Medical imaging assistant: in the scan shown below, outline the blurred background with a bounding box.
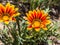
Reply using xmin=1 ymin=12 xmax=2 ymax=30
xmin=0 ymin=0 xmax=60 ymax=45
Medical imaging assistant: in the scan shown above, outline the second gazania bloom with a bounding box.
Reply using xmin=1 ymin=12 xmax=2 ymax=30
xmin=24 ymin=10 xmax=51 ymax=31
xmin=0 ymin=2 xmax=20 ymax=24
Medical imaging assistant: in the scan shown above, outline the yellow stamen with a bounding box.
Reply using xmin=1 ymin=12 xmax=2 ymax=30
xmin=32 ymin=21 xmax=40 ymax=28
xmin=3 ymin=16 xmax=9 ymax=21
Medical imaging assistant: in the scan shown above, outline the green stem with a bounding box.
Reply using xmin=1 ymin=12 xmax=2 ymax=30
xmin=16 ymin=17 xmax=20 ymax=35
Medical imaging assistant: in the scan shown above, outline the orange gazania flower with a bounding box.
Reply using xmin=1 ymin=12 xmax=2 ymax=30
xmin=24 ymin=10 xmax=51 ymax=31
xmin=0 ymin=2 xmax=20 ymax=24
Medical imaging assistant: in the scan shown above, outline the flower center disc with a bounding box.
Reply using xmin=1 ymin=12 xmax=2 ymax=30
xmin=3 ymin=16 xmax=9 ymax=21
xmin=32 ymin=21 xmax=40 ymax=28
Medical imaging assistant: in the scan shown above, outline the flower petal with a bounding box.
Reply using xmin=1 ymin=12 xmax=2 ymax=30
xmin=27 ymin=25 xmax=32 ymax=30
xmin=4 ymin=21 xmax=9 ymax=24
xmin=35 ymin=28 xmax=40 ymax=32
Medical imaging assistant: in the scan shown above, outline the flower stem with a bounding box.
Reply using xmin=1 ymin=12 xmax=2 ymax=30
xmin=16 ymin=17 xmax=20 ymax=35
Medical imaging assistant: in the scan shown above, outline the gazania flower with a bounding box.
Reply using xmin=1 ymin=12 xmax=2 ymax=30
xmin=24 ymin=10 xmax=51 ymax=31
xmin=0 ymin=2 xmax=20 ymax=24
